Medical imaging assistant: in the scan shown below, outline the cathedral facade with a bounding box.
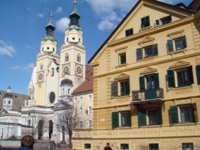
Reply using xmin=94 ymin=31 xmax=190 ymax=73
xmin=0 ymin=2 xmax=93 ymax=145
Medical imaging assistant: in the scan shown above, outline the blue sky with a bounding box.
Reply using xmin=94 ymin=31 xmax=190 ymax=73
xmin=0 ymin=0 xmax=191 ymax=95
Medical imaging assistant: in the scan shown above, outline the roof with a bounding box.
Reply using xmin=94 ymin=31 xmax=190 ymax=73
xmin=0 ymin=90 xmax=30 ymax=111
xmin=88 ymin=0 xmax=193 ymax=64
xmin=73 ymin=64 xmax=93 ymax=94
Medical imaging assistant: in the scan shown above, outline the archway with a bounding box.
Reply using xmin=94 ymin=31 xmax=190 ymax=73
xmin=38 ymin=120 xmax=44 ymax=140
xmin=49 ymin=120 xmax=53 ymax=139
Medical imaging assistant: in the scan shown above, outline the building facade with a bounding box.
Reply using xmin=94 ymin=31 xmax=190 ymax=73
xmin=0 ymin=2 xmax=93 ymax=144
xmin=73 ymin=0 xmax=200 ymax=149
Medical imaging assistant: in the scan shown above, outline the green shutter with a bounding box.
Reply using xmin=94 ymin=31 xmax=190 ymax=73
xmin=112 ymin=112 xmax=119 ymax=128
xmin=192 ymin=103 xmax=198 ymax=122
xmin=139 ymin=76 xmax=145 ymax=91
xmin=188 ymin=66 xmax=194 ymax=84
xmin=127 ymin=79 xmax=130 ymax=95
xmin=153 ymin=44 xmax=158 ymax=56
xmin=138 ymin=109 xmax=146 ymax=126
xmin=136 ymin=48 xmax=143 ymax=61
xmin=167 ymin=70 xmax=175 ymax=88
xmin=169 ymin=106 xmax=179 ymax=124
xmin=158 ymin=108 xmax=162 ymax=125
xmin=182 ymin=36 xmax=187 ymax=48
xmin=111 ymin=80 xmax=118 ymax=97
xmin=128 ymin=112 xmax=131 ymax=126
xmin=167 ymin=40 xmax=174 ymax=53
xmin=154 ymin=73 xmax=159 ymax=88
xmin=196 ymin=65 xmax=200 ymax=85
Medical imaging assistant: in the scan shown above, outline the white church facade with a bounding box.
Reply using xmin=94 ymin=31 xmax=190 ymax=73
xmin=0 ymin=2 xmax=93 ymax=144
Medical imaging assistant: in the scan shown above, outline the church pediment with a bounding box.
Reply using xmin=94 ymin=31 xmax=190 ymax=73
xmin=169 ymin=60 xmax=190 ymax=69
xmin=140 ymin=67 xmax=157 ymax=75
xmin=115 ymin=73 xmax=129 ymax=80
xmin=53 ymin=100 xmax=70 ymax=110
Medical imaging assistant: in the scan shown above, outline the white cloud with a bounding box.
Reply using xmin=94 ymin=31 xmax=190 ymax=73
xmin=37 ymin=13 xmax=44 ymax=18
xmin=85 ymin=0 xmax=136 ymax=31
xmin=98 ymin=20 xmax=116 ymax=31
xmin=56 ymin=7 xmax=62 ymax=13
xmin=85 ymin=0 xmax=189 ymax=31
xmin=9 ymin=63 xmax=35 ymax=71
xmin=56 ymin=17 xmax=70 ymax=32
xmin=0 ymin=40 xmax=16 ymax=57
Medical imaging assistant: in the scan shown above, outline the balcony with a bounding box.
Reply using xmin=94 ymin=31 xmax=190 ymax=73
xmin=132 ymin=88 xmax=164 ymax=104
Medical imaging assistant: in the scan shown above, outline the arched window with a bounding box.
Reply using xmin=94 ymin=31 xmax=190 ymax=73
xmin=51 ymin=68 xmax=54 ymax=76
xmin=40 ymin=63 xmax=43 ymax=70
xmin=65 ymin=53 xmax=69 ymax=62
xmin=8 ymin=100 xmax=10 ymax=104
xmin=77 ymin=53 xmax=81 ymax=63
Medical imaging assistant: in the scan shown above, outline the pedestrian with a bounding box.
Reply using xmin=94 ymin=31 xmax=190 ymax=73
xmin=18 ymin=135 xmax=35 ymax=150
xmin=104 ymin=143 xmax=112 ymax=150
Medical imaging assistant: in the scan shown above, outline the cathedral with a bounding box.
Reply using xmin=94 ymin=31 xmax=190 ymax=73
xmin=0 ymin=1 xmax=93 ymax=145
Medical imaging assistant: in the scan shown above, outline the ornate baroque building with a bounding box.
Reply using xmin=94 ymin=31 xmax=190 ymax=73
xmin=73 ymin=0 xmax=200 ymax=150
xmin=0 ymin=2 xmax=93 ymax=145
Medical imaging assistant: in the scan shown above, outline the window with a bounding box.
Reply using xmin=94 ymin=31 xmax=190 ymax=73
xmin=111 ymin=79 xmax=130 ymax=97
xmin=138 ymin=108 xmax=162 ymax=126
xmin=170 ymin=104 xmax=197 ymax=124
xmin=51 ymin=68 xmax=54 ymax=76
xmin=40 ymin=63 xmax=43 ymax=70
xmin=141 ymin=16 xmax=150 ymax=28
xmin=149 ymin=143 xmax=159 ymax=150
xmin=160 ymin=15 xmax=171 ymax=25
xmin=80 ymin=96 xmax=83 ymax=101
xmin=89 ymin=106 xmax=92 ymax=114
xmin=112 ymin=111 xmax=131 ymax=128
xmin=139 ymin=73 xmax=159 ymax=99
xmin=167 ymin=36 xmax=187 ymax=52
xmin=49 ymin=92 xmax=55 ymax=103
xmin=196 ymin=65 xmax=200 ymax=84
xmin=125 ymin=28 xmax=133 ymax=37
xmin=119 ymin=53 xmax=126 ymax=65
xmin=84 ymin=143 xmax=91 ymax=149
xmin=182 ymin=143 xmax=193 ymax=150
xmin=136 ymin=44 xmax=158 ymax=61
xmin=65 ymin=53 xmax=69 ymax=62
xmin=120 ymin=144 xmax=129 ymax=150
xmin=89 ymin=120 xmax=92 ymax=128
xmin=77 ymin=53 xmax=81 ymax=63
xmin=88 ymin=95 xmax=92 ymax=100
xmin=80 ymin=121 xmax=83 ymax=128
xmin=167 ymin=66 xmax=193 ymax=88
xmin=80 ymin=107 xmax=83 ymax=114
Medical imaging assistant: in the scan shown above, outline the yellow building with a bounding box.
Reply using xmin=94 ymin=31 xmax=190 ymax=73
xmin=73 ymin=0 xmax=200 ymax=149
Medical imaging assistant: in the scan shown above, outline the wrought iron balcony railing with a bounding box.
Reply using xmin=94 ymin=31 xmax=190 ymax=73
xmin=132 ymin=88 xmax=164 ymax=103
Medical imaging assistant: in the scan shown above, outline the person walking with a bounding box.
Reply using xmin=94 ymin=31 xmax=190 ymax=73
xmin=104 ymin=143 xmax=112 ymax=150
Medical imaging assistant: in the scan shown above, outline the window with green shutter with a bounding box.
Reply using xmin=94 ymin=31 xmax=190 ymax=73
xmin=111 ymin=80 xmax=118 ymax=97
xmin=167 ymin=70 xmax=175 ymax=88
xmin=196 ymin=65 xmax=200 ymax=84
xmin=112 ymin=112 xmax=119 ymax=128
xmin=138 ymin=109 xmax=146 ymax=126
xmin=167 ymin=36 xmax=187 ymax=53
xmin=136 ymin=48 xmax=143 ymax=61
xmin=168 ymin=66 xmax=194 ymax=88
xmin=169 ymin=106 xmax=179 ymax=124
xmin=139 ymin=76 xmax=145 ymax=91
xmin=136 ymin=44 xmax=158 ymax=60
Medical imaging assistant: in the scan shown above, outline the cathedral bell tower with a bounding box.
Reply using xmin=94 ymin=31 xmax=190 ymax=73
xmin=60 ymin=1 xmax=86 ymax=98
xmin=34 ymin=12 xmax=60 ymax=106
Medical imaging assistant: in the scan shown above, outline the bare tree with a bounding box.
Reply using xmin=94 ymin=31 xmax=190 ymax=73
xmin=57 ymin=100 xmax=89 ymax=147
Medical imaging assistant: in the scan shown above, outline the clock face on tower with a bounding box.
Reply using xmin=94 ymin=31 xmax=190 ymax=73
xmin=38 ymin=73 xmax=43 ymax=82
xmin=63 ymin=66 xmax=69 ymax=75
xmin=76 ymin=66 xmax=82 ymax=75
